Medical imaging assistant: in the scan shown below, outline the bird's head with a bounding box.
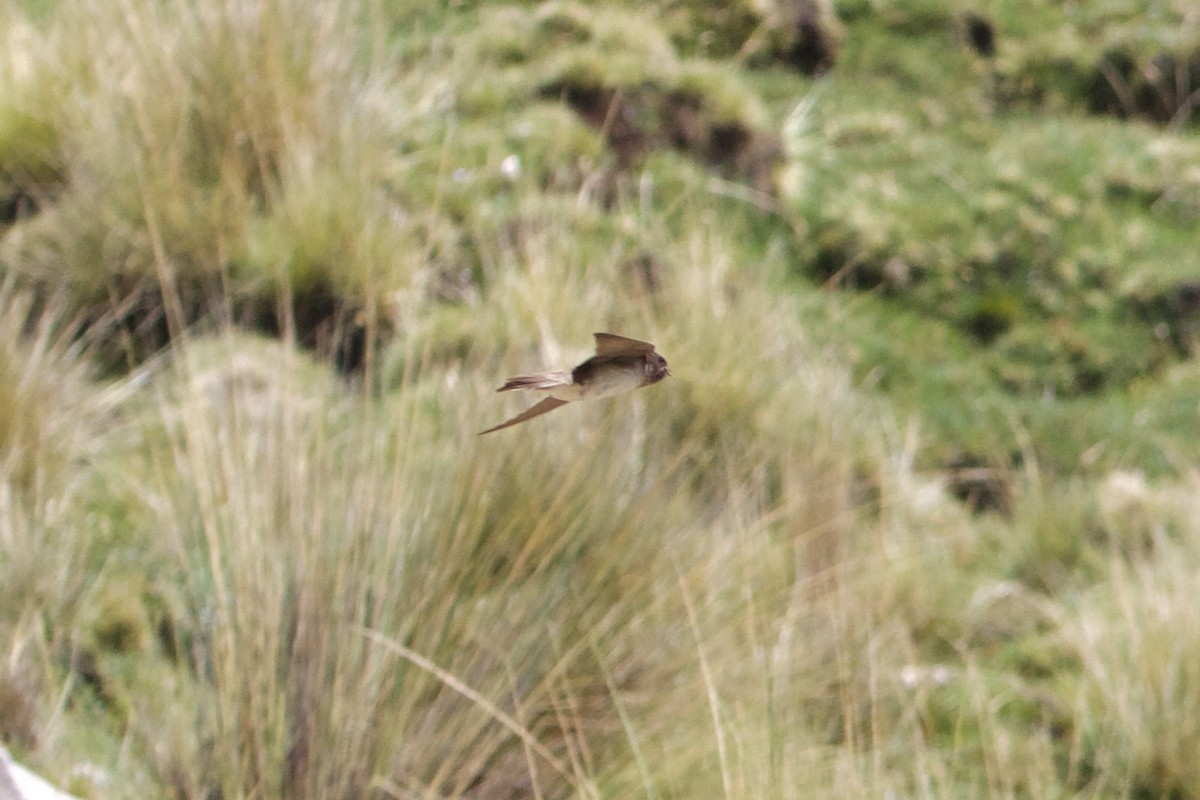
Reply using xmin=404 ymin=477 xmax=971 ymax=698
xmin=643 ymin=351 xmax=670 ymax=385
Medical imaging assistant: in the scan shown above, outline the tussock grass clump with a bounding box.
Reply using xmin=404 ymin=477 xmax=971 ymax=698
xmin=1066 ymin=524 xmax=1200 ymax=797
xmin=0 ymin=284 xmax=117 ymax=774
xmin=1 ymin=0 xmax=429 ymax=368
xmin=113 ymin=322 xmax=871 ymax=797
xmin=0 ymin=283 xmax=96 ymax=498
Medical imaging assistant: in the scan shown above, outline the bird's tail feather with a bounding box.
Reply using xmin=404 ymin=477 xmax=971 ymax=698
xmin=497 ymin=371 xmax=571 ymax=392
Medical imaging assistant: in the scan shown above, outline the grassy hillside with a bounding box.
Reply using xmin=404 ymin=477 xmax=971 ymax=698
xmin=2 ymin=0 xmax=1200 ymax=797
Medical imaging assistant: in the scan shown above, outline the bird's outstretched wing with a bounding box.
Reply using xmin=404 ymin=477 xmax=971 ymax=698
xmin=478 ymin=397 xmax=570 ymax=435
xmin=593 ymin=332 xmax=656 ymax=356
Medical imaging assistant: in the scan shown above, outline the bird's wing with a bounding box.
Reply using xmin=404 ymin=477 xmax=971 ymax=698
xmin=478 ymin=397 xmax=570 ymax=435
xmin=593 ymin=332 xmax=656 ymax=356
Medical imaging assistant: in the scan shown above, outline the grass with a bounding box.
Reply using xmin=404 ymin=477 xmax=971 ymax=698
xmin=2 ymin=0 xmax=1200 ymax=798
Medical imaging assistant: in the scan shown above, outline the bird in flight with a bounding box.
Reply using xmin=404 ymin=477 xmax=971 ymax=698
xmin=479 ymin=333 xmax=670 ymax=434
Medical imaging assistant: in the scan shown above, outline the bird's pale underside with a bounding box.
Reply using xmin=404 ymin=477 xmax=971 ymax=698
xmin=479 ymin=333 xmax=670 ymax=434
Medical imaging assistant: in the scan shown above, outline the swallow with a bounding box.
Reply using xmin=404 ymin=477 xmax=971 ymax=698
xmin=479 ymin=333 xmax=670 ymax=434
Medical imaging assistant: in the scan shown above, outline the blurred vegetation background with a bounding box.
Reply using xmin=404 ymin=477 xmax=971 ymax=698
xmin=2 ymin=0 xmax=1200 ymax=797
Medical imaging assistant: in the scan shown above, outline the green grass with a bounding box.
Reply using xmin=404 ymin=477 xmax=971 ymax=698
xmin=3 ymin=0 xmax=1200 ymax=798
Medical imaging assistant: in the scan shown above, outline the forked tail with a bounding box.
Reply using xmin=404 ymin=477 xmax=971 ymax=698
xmin=496 ymin=372 xmax=571 ymax=392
